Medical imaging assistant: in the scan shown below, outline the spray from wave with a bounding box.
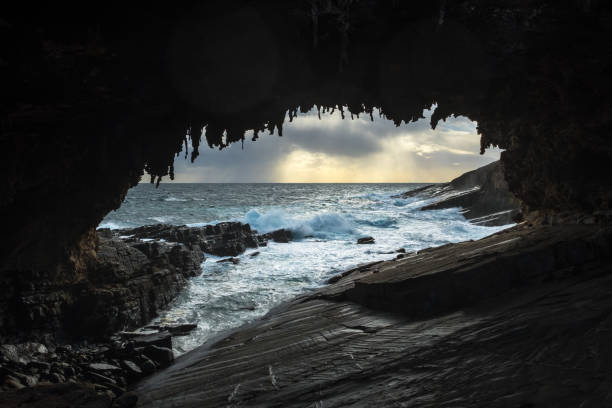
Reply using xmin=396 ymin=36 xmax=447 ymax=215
xmin=245 ymin=209 xmax=356 ymax=239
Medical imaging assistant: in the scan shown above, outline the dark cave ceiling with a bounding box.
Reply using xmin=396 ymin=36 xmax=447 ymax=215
xmin=1 ymin=0 xmax=611 ymax=272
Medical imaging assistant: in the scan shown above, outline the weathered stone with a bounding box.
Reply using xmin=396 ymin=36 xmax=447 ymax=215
xmin=0 ymin=345 xmax=20 ymax=363
xmin=261 ymin=229 xmax=293 ymax=243
xmin=88 ymin=363 xmax=121 ymax=372
xmin=49 ymin=372 xmax=65 ymax=383
xmin=134 ymin=356 xmax=156 ymax=376
xmin=132 ymin=332 xmax=172 ymax=350
xmin=114 ymin=392 xmax=139 ymax=408
xmin=0 ymin=383 xmax=111 ymax=408
xmin=27 ymin=360 xmax=50 ymax=371
xmin=357 ymin=236 xmax=375 ymax=244
xmin=2 ymin=375 xmax=25 ymax=389
xmin=133 ymin=224 xmax=612 ymax=407
xmin=216 ymin=257 xmax=239 ymax=264
xmin=398 ymin=161 xmax=521 ymax=226
xmin=162 ymin=324 xmax=197 ymax=335
xmin=142 ymin=346 xmax=173 ymax=368
xmin=121 ymin=360 xmax=142 ymax=376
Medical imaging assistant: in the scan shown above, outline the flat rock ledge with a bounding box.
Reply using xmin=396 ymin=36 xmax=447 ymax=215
xmin=126 ymin=223 xmax=612 ymax=407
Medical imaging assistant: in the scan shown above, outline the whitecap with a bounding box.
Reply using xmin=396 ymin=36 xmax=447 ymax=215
xmin=245 ymin=209 xmax=356 ymax=239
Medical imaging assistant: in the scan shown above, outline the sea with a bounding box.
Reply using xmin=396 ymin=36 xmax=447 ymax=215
xmin=99 ymin=183 xmax=512 ymax=353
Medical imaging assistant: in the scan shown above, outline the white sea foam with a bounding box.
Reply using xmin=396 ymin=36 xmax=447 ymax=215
xmin=164 ymin=196 xmax=189 ymax=202
xmin=245 ymin=209 xmax=355 ymax=238
xmin=97 ymin=221 xmax=127 ymax=230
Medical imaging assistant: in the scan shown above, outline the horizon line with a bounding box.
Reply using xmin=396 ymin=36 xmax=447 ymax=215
xmin=138 ymin=181 xmax=443 ymax=185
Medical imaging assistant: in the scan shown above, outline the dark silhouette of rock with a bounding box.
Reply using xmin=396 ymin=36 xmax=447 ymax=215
xmin=119 ymin=222 xmax=260 ymax=257
xmin=142 ymin=346 xmax=173 ymax=368
xmin=0 ymin=383 xmax=112 ymax=408
xmin=216 ymin=257 xmax=239 ymax=264
xmin=0 ymin=221 xmax=293 ymax=340
xmin=357 ymin=236 xmax=375 ymax=244
xmin=260 ymin=229 xmax=293 ymax=243
xmin=132 ymin=333 xmax=172 ymax=350
xmin=161 ymin=324 xmax=197 ymax=335
xmin=398 ymin=161 xmax=521 ymax=226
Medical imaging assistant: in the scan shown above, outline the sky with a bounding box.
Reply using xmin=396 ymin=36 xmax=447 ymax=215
xmin=152 ymin=106 xmax=501 ymax=183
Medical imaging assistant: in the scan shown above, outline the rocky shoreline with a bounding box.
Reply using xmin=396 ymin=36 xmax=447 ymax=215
xmin=128 ymin=222 xmax=612 ymax=407
xmin=0 ymin=222 xmax=292 ymax=401
xmin=4 ymin=220 xmax=611 ymax=407
xmin=397 ymin=161 xmax=521 ymax=226
xmin=0 ymin=164 xmax=523 ymax=405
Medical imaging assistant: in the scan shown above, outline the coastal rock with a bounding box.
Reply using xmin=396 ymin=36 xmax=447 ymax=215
xmin=0 ymin=383 xmax=112 ymax=408
xmin=216 ymin=257 xmax=239 ymax=264
xmin=142 ymin=346 xmax=173 ymax=368
xmin=133 ymin=224 xmax=612 ymax=407
xmin=88 ymin=363 xmax=121 ymax=372
xmin=260 ymin=229 xmax=293 ymax=244
xmin=161 ymin=324 xmax=197 ymax=335
xmin=357 ymin=236 xmax=375 ymax=245
xmin=132 ymin=333 xmax=172 ymax=350
xmin=398 ymin=161 xmax=521 ymax=226
xmin=118 ymin=222 xmax=260 ymax=257
xmin=0 ymin=345 xmax=20 ymax=363
xmin=121 ymin=360 xmax=142 ymax=377
xmin=62 ymin=236 xmax=205 ymax=338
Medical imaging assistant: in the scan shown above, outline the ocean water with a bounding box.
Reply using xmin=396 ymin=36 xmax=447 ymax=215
xmin=100 ymin=183 xmax=512 ymax=353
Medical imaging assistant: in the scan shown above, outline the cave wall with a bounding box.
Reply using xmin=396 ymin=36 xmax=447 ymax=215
xmin=1 ymin=1 xmax=612 ymax=336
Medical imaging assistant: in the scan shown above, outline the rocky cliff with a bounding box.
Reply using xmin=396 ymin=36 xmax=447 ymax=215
xmin=399 ymin=161 xmax=521 ymax=226
xmin=0 ymin=222 xmax=290 ymax=341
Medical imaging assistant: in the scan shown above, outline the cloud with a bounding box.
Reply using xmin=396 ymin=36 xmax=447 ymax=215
xmin=154 ymin=106 xmax=501 ymax=183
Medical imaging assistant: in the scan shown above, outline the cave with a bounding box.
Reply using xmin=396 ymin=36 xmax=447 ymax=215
xmin=1 ymin=1 xmax=612 ymax=406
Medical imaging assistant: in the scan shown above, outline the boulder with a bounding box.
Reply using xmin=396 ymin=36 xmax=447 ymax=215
xmin=0 ymin=345 xmax=20 ymax=363
xmin=134 ymin=356 xmax=156 ymax=375
xmin=132 ymin=332 xmax=172 ymax=350
xmin=142 ymin=346 xmax=173 ymax=368
xmin=88 ymin=363 xmax=121 ymax=372
xmin=261 ymin=229 xmax=293 ymax=243
xmin=217 ymin=257 xmax=239 ymax=264
xmin=162 ymin=324 xmax=197 ymax=335
xmin=357 ymin=237 xmax=375 ymax=245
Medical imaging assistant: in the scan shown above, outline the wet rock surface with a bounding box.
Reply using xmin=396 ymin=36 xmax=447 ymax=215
xmin=357 ymin=236 xmax=375 ymax=245
xmin=131 ymin=223 xmax=612 ymax=407
xmin=116 ymin=222 xmax=264 ymax=257
xmin=0 ymin=221 xmax=294 ymax=404
xmin=0 ymin=336 xmax=178 ymax=406
xmin=0 ymin=221 xmax=290 ymax=340
xmin=398 ymin=161 xmax=521 ymax=226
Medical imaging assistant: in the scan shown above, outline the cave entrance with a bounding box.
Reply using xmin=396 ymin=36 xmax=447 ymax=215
xmin=99 ymin=106 xmax=507 ymax=353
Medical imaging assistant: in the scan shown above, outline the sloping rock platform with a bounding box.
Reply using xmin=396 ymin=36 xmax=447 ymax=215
xmin=398 ymin=161 xmax=521 ymax=226
xmin=129 ymin=223 xmax=612 ymax=407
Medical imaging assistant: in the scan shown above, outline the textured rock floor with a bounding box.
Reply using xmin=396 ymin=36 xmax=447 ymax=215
xmin=131 ymin=224 xmax=612 ymax=407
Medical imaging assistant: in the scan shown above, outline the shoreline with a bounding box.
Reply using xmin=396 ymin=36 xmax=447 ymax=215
xmin=127 ymin=221 xmax=612 ymax=407
xmin=0 ymin=162 xmax=521 ymax=404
